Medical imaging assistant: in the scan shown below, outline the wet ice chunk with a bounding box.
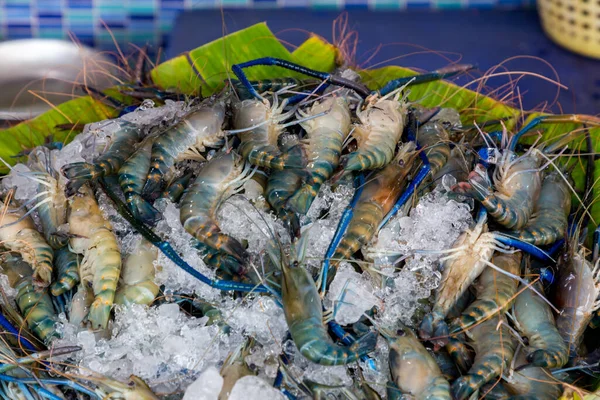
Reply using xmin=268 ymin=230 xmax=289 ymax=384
xmin=2 ymin=163 xmax=38 ymax=202
xmin=228 ymin=376 xmax=286 ymax=400
xmin=326 ymin=263 xmax=380 ymax=325
xmin=183 ymin=366 xmax=223 ymax=400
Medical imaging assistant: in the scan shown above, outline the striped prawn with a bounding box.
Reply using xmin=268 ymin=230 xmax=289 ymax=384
xmin=0 ymin=193 xmax=54 ymax=288
xmin=285 ymin=95 xmax=352 ymax=214
xmin=141 ymin=97 xmax=227 ymax=200
xmin=180 ymin=152 xmax=254 ymax=265
xmin=68 ymin=185 xmax=121 ymax=330
xmin=114 ymin=238 xmax=160 ymax=307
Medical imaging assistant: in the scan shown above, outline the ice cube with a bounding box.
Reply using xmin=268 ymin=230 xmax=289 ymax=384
xmin=326 ymin=263 xmax=380 ymax=325
xmin=228 ymin=376 xmax=286 ymax=400
xmin=183 ymin=366 xmax=223 ymax=400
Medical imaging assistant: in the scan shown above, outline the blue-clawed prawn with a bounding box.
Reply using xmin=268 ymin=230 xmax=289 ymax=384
xmin=142 ymin=97 xmax=227 ymax=200
xmin=180 ymin=152 xmax=254 ymax=264
xmin=118 ymin=138 xmax=160 ymax=224
xmin=114 ymin=238 xmax=160 ymax=307
xmin=68 ymin=185 xmax=121 ymax=330
xmin=276 ymin=237 xmax=377 ymax=365
xmin=0 ymin=195 xmax=54 ymax=288
xmin=285 ymin=95 xmax=352 ymax=214
xmin=341 ymin=89 xmax=408 ymax=172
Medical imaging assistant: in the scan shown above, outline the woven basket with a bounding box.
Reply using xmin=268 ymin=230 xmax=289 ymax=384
xmin=537 ymin=0 xmax=600 ymax=58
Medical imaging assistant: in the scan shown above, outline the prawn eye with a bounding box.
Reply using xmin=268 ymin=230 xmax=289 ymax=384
xmin=292 ymin=261 xmax=299 ymax=268
xmin=540 ymin=267 xmax=555 ymax=286
xmin=396 ymin=328 xmax=406 ymax=336
xmin=398 ymin=159 xmax=405 ymax=167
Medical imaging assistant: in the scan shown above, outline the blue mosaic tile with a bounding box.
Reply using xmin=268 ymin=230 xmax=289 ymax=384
xmin=0 ymin=0 xmax=533 ymax=51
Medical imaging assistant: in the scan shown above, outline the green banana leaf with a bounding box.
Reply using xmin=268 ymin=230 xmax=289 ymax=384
xmin=0 ymin=22 xmax=598 ymax=228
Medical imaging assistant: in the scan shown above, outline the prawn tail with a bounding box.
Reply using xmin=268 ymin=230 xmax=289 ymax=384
xmin=528 ymin=347 xmax=568 ymax=369
xmin=452 ymin=376 xmax=481 ymax=400
xmin=286 ymin=183 xmax=320 ymax=215
xmin=62 ymin=163 xmax=103 ymax=196
xmin=129 ymin=194 xmax=161 ymax=225
xmin=141 ymin=169 xmax=165 ymax=201
xmin=300 ymin=331 xmax=376 ymax=366
xmin=88 ymin=297 xmax=112 ymax=330
xmin=273 ymin=144 xmax=307 ymax=170
xmin=50 ymin=270 xmax=80 ymax=297
xmin=114 ymin=281 xmax=160 ymax=307
xmin=452 ymin=164 xmax=492 ymax=202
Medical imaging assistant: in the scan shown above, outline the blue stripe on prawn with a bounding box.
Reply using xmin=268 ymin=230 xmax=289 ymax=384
xmin=319 ymin=174 xmax=366 ymax=293
xmin=97 ymin=178 xmax=274 ymax=295
xmin=0 ymin=314 xmax=37 ymax=352
xmin=231 ymin=57 xmax=474 ymax=100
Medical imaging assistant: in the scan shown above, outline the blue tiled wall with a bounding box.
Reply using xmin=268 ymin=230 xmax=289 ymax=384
xmin=0 ymin=0 xmax=531 ymax=49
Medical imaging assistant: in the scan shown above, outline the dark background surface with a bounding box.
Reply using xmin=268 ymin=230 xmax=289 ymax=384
xmin=169 ymin=9 xmax=600 ymax=115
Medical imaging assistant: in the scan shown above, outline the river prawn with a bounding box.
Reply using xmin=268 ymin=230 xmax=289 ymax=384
xmin=449 ymin=252 xmax=521 ymax=336
xmin=451 ymin=317 xmax=518 ymax=400
xmin=285 ymin=95 xmax=352 ymax=215
xmin=0 ymin=194 xmax=54 ymax=288
xmin=326 ymin=142 xmax=418 ymax=285
xmin=141 ymin=97 xmax=228 ymax=200
xmin=232 ymin=91 xmax=306 ymax=171
xmin=0 ymin=253 xmax=58 ymax=344
xmin=453 ymin=148 xmax=542 ymax=230
xmin=381 ymin=325 xmax=452 ymax=400
xmin=118 ymin=138 xmax=160 ymax=224
xmin=68 ymin=185 xmax=121 ymax=330
xmin=554 ymin=238 xmax=600 ymax=361
xmin=419 ymin=211 xmax=502 ymax=346
xmin=114 ymin=238 xmax=159 ymax=307
xmin=508 ymin=170 xmax=571 ymax=246
xmin=180 ymin=152 xmax=254 ymax=265
xmin=62 ymin=119 xmax=147 ymax=197
xmin=276 ymin=236 xmax=377 ymax=365
xmin=502 ymin=348 xmax=562 ymax=400
xmin=24 ymin=146 xmax=70 ymax=250
xmin=513 ymin=277 xmax=568 ymax=369
xmin=341 ymin=89 xmax=408 ymax=173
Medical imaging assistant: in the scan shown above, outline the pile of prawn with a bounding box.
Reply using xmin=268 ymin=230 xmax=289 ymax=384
xmin=0 ymin=57 xmax=600 ymax=400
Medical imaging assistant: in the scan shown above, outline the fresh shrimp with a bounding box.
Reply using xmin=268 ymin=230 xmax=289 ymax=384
xmin=513 ymin=278 xmax=568 ymax=368
xmin=327 ymin=142 xmax=418 ymax=284
xmin=419 ymin=211 xmax=500 ymax=344
xmin=449 ymin=252 xmax=521 ymax=335
xmin=503 ymin=349 xmax=562 ymax=400
xmin=341 ymin=91 xmax=407 ymax=172
xmin=69 ymin=284 xmax=94 ymax=327
xmin=50 ymin=247 xmax=82 ymax=296
xmin=554 ymin=240 xmax=600 ymax=360
xmin=453 ymin=149 xmax=542 ymax=230
xmin=26 ymin=146 xmax=70 ymax=249
xmin=232 ymin=93 xmax=305 ymax=171
xmin=68 ymin=185 xmax=122 ymax=330
xmin=508 ymin=171 xmax=571 ymax=246
xmin=451 ymin=317 xmax=518 ymax=400
xmin=180 ymin=152 xmax=253 ymax=263
xmin=118 ymin=138 xmax=159 ymax=224
xmin=62 ymin=120 xmax=146 ymax=196
xmin=141 ymin=98 xmax=227 ymax=200
xmin=114 ymin=238 xmax=159 ymax=307
xmin=0 ymin=195 xmax=54 ymax=288
xmin=381 ymin=325 xmax=452 ymax=400
xmin=1 ymin=253 xmax=58 ymax=344
xmin=415 ymin=109 xmax=454 ymax=177
xmin=277 ymin=237 xmax=377 ymax=365
xmin=285 ymin=95 xmax=352 ymax=214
